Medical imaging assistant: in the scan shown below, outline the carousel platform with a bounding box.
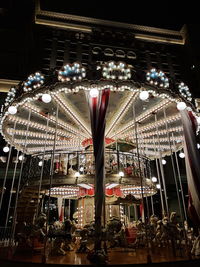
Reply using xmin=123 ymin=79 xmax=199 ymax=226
xmin=0 ymin=247 xmax=200 ymax=267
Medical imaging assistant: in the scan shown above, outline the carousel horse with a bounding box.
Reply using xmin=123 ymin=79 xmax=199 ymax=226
xmin=106 ymin=218 xmax=124 ymax=248
xmin=76 ymin=222 xmax=95 ymax=253
xmin=15 ymin=213 xmax=47 ymax=252
xmin=135 ymin=220 xmax=146 ymax=247
xmin=50 ymin=219 xmax=74 ymax=256
xmin=147 ymin=215 xmax=159 ymax=242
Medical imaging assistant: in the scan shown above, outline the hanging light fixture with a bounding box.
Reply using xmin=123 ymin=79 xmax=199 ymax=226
xmin=89 ymin=88 xmax=99 ymax=98
xmin=3 ymin=146 xmax=9 ymax=153
xmin=162 ymin=159 xmax=166 ymax=165
xmin=179 ymin=152 xmax=185 ymax=158
xmin=151 ymin=176 xmax=157 ymax=183
xmin=19 ymin=155 xmax=24 ymax=161
xmin=119 ymin=171 xmax=124 ymax=177
xmin=8 ymin=106 xmax=17 ymax=115
xmin=75 ymin=172 xmax=80 ymax=177
xmin=38 ymin=161 xmax=43 ymax=166
xmin=177 ymin=102 xmax=186 ymax=111
xmin=156 ymin=184 xmax=161 ymax=189
xmin=41 ymin=94 xmax=52 ymax=103
xmin=139 ymin=91 xmax=149 ymax=101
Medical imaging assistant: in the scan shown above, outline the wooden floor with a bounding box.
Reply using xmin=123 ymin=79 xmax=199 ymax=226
xmin=1 ymin=246 xmax=200 ymax=266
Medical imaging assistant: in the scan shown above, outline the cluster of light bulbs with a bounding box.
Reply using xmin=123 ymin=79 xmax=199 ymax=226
xmin=53 ymin=94 xmax=91 ymax=136
xmin=77 ymin=206 xmax=84 ymax=227
xmin=119 ymin=205 xmax=124 ymax=222
xmin=5 ymin=87 xmax=16 ymax=107
xmin=146 ymin=68 xmax=169 ymax=88
xmin=23 ymin=72 xmax=44 ymax=92
xmin=111 ymin=99 xmax=170 ymax=138
xmin=178 ymin=82 xmax=192 ymax=101
xmin=23 ymin=103 xmax=87 ymax=139
xmin=121 ymin=185 xmax=156 ymax=197
xmin=102 ymin=61 xmax=131 ymax=80
xmin=49 ymin=186 xmax=79 ymax=198
xmin=58 ymin=63 xmax=86 ymax=82
xmin=106 ymin=92 xmax=138 ymax=136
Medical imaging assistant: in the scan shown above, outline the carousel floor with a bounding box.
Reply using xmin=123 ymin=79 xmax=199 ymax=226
xmin=0 ymin=246 xmax=200 ymax=266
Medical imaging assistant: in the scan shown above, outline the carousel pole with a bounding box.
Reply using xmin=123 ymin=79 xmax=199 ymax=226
xmin=148 ymin=162 xmax=155 ymax=215
xmin=153 ymin=136 xmax=165 ymax=215
xmin=138 ymin=129 xmax=150 ymax=221
xmin=172 ymin=133 xmax=187 ymax=221
xmin=154 ymin=113 xmax=169 ymax=216
xmin=42 ymin=105 xmax=58 ymax=263
xmin=133 ymin=104 xmax=151 ymax=263
xmin=11 ymin=110 xmax=32 ymax=245
xmin=0 ymin=121 xmax=16 ymax=214
xmin=163 ymin=108 xmax=184 ymax=223
xmin=5 ymin=149 xmax=20 ymax=229
xmin=35 ymin=113 xmax=50 ymax=218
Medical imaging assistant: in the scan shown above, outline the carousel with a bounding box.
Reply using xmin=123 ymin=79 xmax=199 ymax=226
xmin=0 ymin=61 xmax=200 ymax=265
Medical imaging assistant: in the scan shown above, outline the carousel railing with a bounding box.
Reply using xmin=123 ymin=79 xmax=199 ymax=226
xmin=22 ymin=150 xmax=151 ymax=182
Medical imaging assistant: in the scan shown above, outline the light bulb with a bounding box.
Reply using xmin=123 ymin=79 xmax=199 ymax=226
xmin=179 ymin=152 xmax=185 ymax=158
xmin=162 ymin=159 xmax=166 ymax=165
xmin=75 ymin=172 xmax=80 ymax=177
xmin=3 ymin=146 xmax=9 ymax=153
xmin=89 ymin=88 xmax=99 ymax=98
xmin=156 ymin=184 xmax=161 ymax=189
xmin=177 ymin=102 xmax=186 ymax=111
xmin=80 ymin=167 xmax=84 ymax=172
xmin=119 ymin=171 xmax=124 ymax=177
xmin=8 ymin=106 xmax=17 ymax=115
xmin=38 ymin=161 xmax=43 ymax=166
xmin=19 ymin=155 xmax=24 ymax=161
xmin=197 ymin=143 xmax=200 ymax=149
xmin=151 ymin=177 xmax=157 ymax=183
xmin=139 ymin=91 xmax=149 ymax=101
xmin=42 ymin=94 xmax=52 ymax=103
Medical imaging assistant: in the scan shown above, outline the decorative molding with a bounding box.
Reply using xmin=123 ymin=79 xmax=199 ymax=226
xmin=0 ymin=79 xmax=20 ymax=93
xmin=35 ymin=0 xmax=185 ymax=45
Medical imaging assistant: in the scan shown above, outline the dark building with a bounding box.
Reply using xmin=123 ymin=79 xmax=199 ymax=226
xmin=0 ymin=1 xmax=200 ymax=265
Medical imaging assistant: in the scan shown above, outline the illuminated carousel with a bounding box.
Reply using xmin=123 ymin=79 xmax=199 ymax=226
xmin=0 ymin=61 xmax=200 ymax=264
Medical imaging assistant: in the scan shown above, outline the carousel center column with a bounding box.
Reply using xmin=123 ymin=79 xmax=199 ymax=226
xmin=87 ymin=88 xmax=110 ymax=258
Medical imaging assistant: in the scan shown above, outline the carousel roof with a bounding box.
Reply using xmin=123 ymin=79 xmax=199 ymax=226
xmin=0 ymin=62 xmax=198 ymax=159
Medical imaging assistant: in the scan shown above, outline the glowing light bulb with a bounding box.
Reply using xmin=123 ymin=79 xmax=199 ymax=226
xmin=75 ymin=172 xmax=80 ymax=177
xmin=177 ymin=102 xmax=186 ymax=111
xmin=156 ymin=184 xmax=161 ymax=189
xmin=139 ymin=91 xmax=149 ymax=101
xmin=38 ymin=161 xmax=43 ymax=166
xmin=3 ymin=146 xmax=9 ymax=153
xmin=42 ymin=94 xmax=52 ymax=103
xmin=151 ymin=177 xmax=157 ymax=183
xmin=19 ymin=155 xmax=24 ymax=161
xmin=80 ymin=167 xmax=84 ymax=172
xmin=89 ymin=88 xmax=99 ymax=98
xmin=179 ymin=152 xmax=185 ymax=158
xmin=8 ymin=106 xmax=17 ymax=115
xmin=119 ymin=171 xmax=124 ymax=177
xmin=162 ymin=159 xmax=166 ymax=165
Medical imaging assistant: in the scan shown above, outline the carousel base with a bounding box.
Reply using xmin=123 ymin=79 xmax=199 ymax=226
xmin=0 ymin=246 xmax=200 ymax=266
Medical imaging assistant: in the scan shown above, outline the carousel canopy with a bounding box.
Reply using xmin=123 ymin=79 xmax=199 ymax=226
xmin=0 ymin=62 xmax=198 ymax=159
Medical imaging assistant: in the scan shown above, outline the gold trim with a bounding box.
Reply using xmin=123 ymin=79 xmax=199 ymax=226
xmin=35 ymin=18 xmax=92 ymax=32
xmin=0 ymin=79 xmax=19 ymax=92
xmin=35 ymin=0 xmax=184 ymax=45
xmin=135 ymin=34 xmax=184 ymax=45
